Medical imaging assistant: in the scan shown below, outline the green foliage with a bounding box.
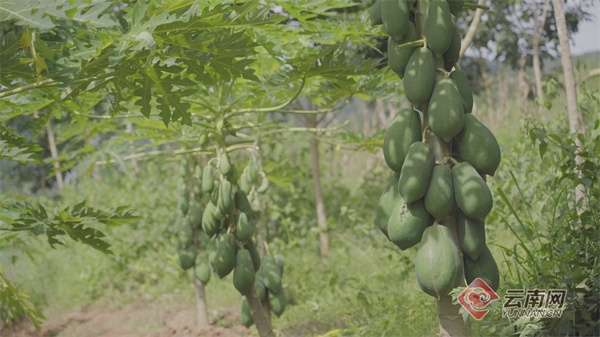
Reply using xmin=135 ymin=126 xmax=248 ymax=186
xmin=0 ymin=271 xmax=44 ymax=330
xmin=0 ymin=200 xmax=138 ymax=254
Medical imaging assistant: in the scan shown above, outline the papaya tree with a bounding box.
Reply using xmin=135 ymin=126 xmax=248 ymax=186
xmin=371 ymin=0 xmax=500 ymax=335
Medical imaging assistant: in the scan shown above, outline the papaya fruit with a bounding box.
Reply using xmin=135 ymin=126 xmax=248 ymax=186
xmin=198 ymin=131 xmax=208 ymax=147
xmin=269 ymin=288 xmax=287 ymax=317
xmin=217 ymin=180 xmax=233 ymax=215
xmin=233 ymin=249 xmax=256 ymax=295
xmin=382 ymin=0 xmax=409 ymax=41
xmin=178 ymin=163 xmax=187 ymax=178
xmin=245 ymin=240 xmax=261 ymax=271
xmin=178 ymin=192 xmax=189 ymax=215
xmin=398 ymin=142 xmax=434 ymax=203
xmin=425 ymin=0 xmax=453 ymax=57
xmin=240 ymin=172 xmax=252 ymax=194
xmin=376 ymin=172 xmax=402 ymax=237
xmin=234 ymin=190 xmax=253 ymax=215
xmin=424 ymin=165 xmax=455 ymax=220
xmin=457 ymin=211 xmax=486 ymax=260
xmin=229 ymin=165 xmax=239 ymax=183
xmin=236 ymin=212 xmax=255 ymax=243
xmin=383 ymin=108 xmax=422 ymax=172
xmin=220 ymin=153 xmax=232 ymax=176
xmin=369 ymin=0 xmax=383 ymax=26
xmin=455 ymin=114 xmax=501 ymax=176
xmin=177 ymin=242 xmax=196 ymax=270
xmin=188 ymin=202 xmax=203 ymax=228
xmin=197 ymin=231 xmax=209 ymax=250
xmin=429 ymin=78 xmax=465 ymax=142
xmin=257 ymin=176 xmax=269 ymax=193
xmin=177 ymin=217 xmax=193 ymax=246
xmin=275 ymin=254 xmax=284 ymax=275
xmin=387 ymin=199 xmax=432 ymax=250
xmin=453 ymin=162 xmax=493 ymax=220
xmin=404 ymin=48 xmax=436 ymax=105
xmin=255 ymin=277 xmax=267 ymax=300
xmin=449 ymin=70 xmax=473 ymax=113
xmin=202 ymin=166 xmax=214 ymax=193
xmin=443 ymin=25 xmax=461 ymax=72
xmin=240 ymin=297 xmax=254 ymax=327
xmin=193 ymin=183 xmax=202 ymax=199
xmin=247 ymin=161 xmax=258 ymax=183
xmin=212 ymin=233 xmax=236 ymax=278
xmin=447 ymin=0 xmax=464 ymax=16
xmin=195 ymin=253 xmax=211 ymax=284
xmin=464 ymin=245 xmax=500 ymax=291
xmin=415 ymin=224 xmax=462 ymax=299
xmin=261 ymin=255 xmax=282 ymax=293
xmin=202 ymin=201 xmax=219 ymax=237
xmin=388 ymin=22 xmax=418 ymax=79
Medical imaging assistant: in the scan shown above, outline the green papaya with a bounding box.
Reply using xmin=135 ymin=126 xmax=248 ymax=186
xmin=188 ymin=202 xmax=203 ymax=228
xmin=233 ymin=249 xmax=256 ymax=295
xmin=269 ymin=288 xmax=287 ymax=317
xmin=404 ymin=48 xmax=436 ymax=105
xmin=453 ymin=162 xmax=493 ymax=220
xmin=177 ymin=242 xmax=196 ymax=270
xmin=240 ymin=172 xmax=252 ymax=194
xmin=217 ymin=180 xmax=233 ymax=215
xmin=464 ymin=245 xmax=500 ymax=291
xmin=443 ymin=25 xmax=461 ymax=72
xmin=382 ymin=0 xmax=409 ymax=41
xmin=369 ymin=0 xmax=383 ymax=26
xmin=198 ymin=131 xmax=208 ymax=147
xmin=193 ymin=183 xmax=202 ymax=199
xmin=275 ymin=254 xmax=284 ymax=275
xmin=383 ymin=108 xmax=422 ymax=172
xmin=388 ymin=22 xmax=418 ymax=78
xmin=424 ymin=165 xmax=455 ymax=220
xmin=458 ymin=211 xmax=486 ymax=260
xmin=245 ymin=240 xmax=261 ymax=271
xmin=376 ymin=173 xmax=402 ymax=236
xmin=236 ymin=212 xmax=255 ymax=243
xmin=212 ymin=233 xmax=236 ymax=278
xmin=387 ymin=199 xmax=432 ymax=250
xmin=255 ymin=277 xmax=267 ymax=300
xmin=257 ymin=177 xmax=269 ymax=193
xmin=455 ymin=114 xmax=501 ymax=176
xmin=234 ymin=190 xmax=253 ymax=215
xmin=247 ymin=161 xmax=258 ymax=183
xmin=202 ymin=201 xmax=219 ymax=237
xmin=229 ymin=165 xmax=239 ymax=183
xmin=202 ymin=166 xmax=214 ymax=193
xmin=415 ymin=224 xmax=462 ymax=299
xmin=178 ymin=217 xmax=193 ymax=246
xmin=240 ymin=297 xmax=254 ymax=328
xmin=261 ymin=255 xmax=282 ymax=293
xmin=178 ymin=192 xmax=189 ymax=215
xmin=195 ymin=253 xmax=211 ymax=284
xmin=398 ymin=142 xmax=435 ymax=203
xmin=449 ymin=70 xmax=473 ymax=113
xmin=197 ymin=231 xmax=209 ymax=250
xmin=220 ymin=153 xmax=232 ymax=176
xmin=178 ymin=163 xmax=187 ymax=178
xmin=447 ymin=0 xmax=464 ymax=16
xmin=425 ymin=0 xmax=453 ymax=57
xmin=429 ymin=78 xmax=465 ymax=142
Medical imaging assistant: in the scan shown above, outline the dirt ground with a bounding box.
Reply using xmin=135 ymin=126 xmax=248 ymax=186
xmin=2 ymin=301 xmax=252 ymax=337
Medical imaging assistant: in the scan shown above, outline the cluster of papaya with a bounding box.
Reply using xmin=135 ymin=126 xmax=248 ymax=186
xmin=372 ymin=0 xmax=500 ymax=299
xmin=240 ymin=254 xmax=287 ymax=328
xmin=173 ymin=154 xmax=284 ymax=326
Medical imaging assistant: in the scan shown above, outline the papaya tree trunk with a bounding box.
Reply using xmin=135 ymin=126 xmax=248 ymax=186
xmin=415 ymin=2 xmax=471 ymax=335
xmin=46 ymin=120 xmax=64 ymax=191
xmin=531 ymin=0 xmax=551 ymax=108
xmin=193 ymin=276 xmax=209 ymax=332
xmin=551 ymin=0 xmax=587 ymax=213
xmin=246 ymin=286 xmax=275 ymax=337
xmin=308 ymin=114 xmax=330 ymax=257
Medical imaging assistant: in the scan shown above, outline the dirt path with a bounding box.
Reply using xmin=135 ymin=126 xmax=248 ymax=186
xmin=2 ymin=301 xmax=252 ymax=337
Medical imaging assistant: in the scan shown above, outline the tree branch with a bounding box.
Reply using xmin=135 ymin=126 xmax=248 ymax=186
xmin=459 ymin=0 xmax=486 ymax=61
xmin=229 ymin=76 xmax=306 ymax=116
xmin=0 ymin=79 xmax=59 ymax=99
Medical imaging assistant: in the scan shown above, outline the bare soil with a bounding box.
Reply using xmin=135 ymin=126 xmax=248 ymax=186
xmin=2 ymin=301 xmax=252 ymax=337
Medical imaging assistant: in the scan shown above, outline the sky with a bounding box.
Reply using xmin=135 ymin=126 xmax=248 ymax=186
xmin=571 ymin=0 xmax=600 ymax=55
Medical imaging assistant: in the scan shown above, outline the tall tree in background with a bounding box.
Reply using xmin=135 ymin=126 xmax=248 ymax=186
xmin=551 ymin=0 xmax=587 ymax=212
